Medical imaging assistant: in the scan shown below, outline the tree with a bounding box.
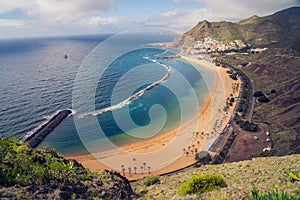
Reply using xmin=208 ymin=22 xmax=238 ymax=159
xmin=121 ymin=165 xmax=125 ymax=176
xmin=133 ymin=167 xmax=137 ymax=174
xmin=258 ymin=95 xmax=270 ymax=103
xmin=148 ymin=166 xmax=151 ymax=174
xmin=128 ymin=167 xmax=132 ymax=177
xmin=140 ymin=166 xmax=144 ymax=174
xmin=253 ymin=91 xmax=264 ymax=97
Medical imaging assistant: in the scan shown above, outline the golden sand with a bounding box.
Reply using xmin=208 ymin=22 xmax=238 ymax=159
xmin=67 ymin=56 xmax=241 ymax=180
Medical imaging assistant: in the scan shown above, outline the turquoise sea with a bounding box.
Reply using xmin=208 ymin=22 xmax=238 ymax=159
xmin=0 ymin=31 xmax=215 ymax=156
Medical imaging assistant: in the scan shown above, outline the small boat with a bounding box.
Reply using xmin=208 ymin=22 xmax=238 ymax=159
xmin=64 ymin=54 xmax=68 ymax=59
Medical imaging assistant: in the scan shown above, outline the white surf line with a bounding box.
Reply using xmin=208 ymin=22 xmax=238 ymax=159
xmin=79 ymin=56 xmax=173 ymax=118
xmin=20 ymin=109 xmax=73 ymax=142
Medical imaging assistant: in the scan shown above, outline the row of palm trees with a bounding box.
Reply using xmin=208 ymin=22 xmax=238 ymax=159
xmin=183 ymin=130 xmax=216 ymax=157
xmin=120 ymin=160 xmax=151 ymax=177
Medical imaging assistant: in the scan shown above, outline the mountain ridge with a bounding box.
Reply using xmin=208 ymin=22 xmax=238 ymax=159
xmin=172 ymin=7 xmax=300 ymax=48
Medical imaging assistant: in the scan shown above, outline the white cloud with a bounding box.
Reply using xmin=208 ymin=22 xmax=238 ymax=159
xmin=173 ymin=0 xmax=300 ymax=21
xmin=145 ymin=8 xmax=208 ymax=31
xmin=147 ymin=0 xmax=300 ymax=31
xmin=0 ymin=0 xmax=299 ymax=38
xmin=0 ymin=0 xmax=114 ymax=24
xmin=0 ymin=19 xmax=25 ymax=27
xmin=85 ymin=16 xmax=126 ymax=26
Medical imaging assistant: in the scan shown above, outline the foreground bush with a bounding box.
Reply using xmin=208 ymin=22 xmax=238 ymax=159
xmin=179 ymin=174 xmax=227 ymax=196
xmin=144 ymin=175 xmax=160 ymax=186
xmin=251 ymin=188 xmax=300 ymax=200
xmin=0 ymin=138 xmax=134 ymax=199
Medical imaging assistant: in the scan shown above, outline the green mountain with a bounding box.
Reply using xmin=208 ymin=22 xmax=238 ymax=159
xmin=172 ymin=7 xmax=300 ymax=48
xmin=172 ymin=7 xmax=300 ymax=157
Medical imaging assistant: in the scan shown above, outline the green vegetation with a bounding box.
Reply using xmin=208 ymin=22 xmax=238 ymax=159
xmin=258 ymin=95 xmax=270 ymax=103
xmin=143 ymin=175 xmax=160 ymax=186
xmin=195 ymin=151 xmax=212 ymax=164
xmin=251 ymin=188 xmax=300 ymax=200
xmin=132 ymin=155 xmax=300 ymax=199
xmin=253 ymin=91 xmax=265 ymax=97
xmin=253 ymin=91 xmax=270 ymax=103
xmin=234 ymin=113 xmax=258 ymax=132
xmin=289 ymin=171 xmax=300 ymax=182
xmin=179 ymin=174 xmax=227 ymax=196
xmin=0 ymin=138 xmax=133 ymax=199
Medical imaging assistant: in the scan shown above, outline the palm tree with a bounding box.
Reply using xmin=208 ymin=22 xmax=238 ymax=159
xmin=140 ymin=166 xmax=144 ymax=174
xmin=122 ymin=167 xmax=126 ymax=176
xmin=185 ymin=151 xmax=189 ymax=157
xmin=148 ymin=166 xmax=151 ymax=174
xmin=134 ymin=166 xmax=137 ymax=174
xmin=128 ymin=167 xmax=132 ymax=177
xmin=133 ymin=158 xmax=136 ymax=165
xmin=183 ymin=148 xmax=186 ymax=152
xmin=143 ymin=162 xmax=146 ymax=169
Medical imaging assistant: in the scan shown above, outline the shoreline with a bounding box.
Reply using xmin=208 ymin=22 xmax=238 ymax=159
xmin=67 ymin=55 xmax=241 ymax=180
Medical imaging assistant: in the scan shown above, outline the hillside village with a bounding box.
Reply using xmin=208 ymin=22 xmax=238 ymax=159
xmin=187 ymin=36 xmax=248 ymax=54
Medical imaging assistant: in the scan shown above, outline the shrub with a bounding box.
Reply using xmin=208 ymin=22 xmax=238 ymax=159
xmin=270 ymin=89 xmax=277 ymax=94
xmin=258 ymin=95 xmax=270 ymax=103
xmin=239 ymin=120 xmax=258 ymax=132
xmin=230 ymin=74 xmax=238 ymax=80
xmin=195 ymin=151 xmax=211 ymax=164
xmin=289 ymin=171 xmax=300 ymax=182
xmin=253 ymin=91 xmax=264 ymax=97
xmin=251 ymin=188 xmax=299 ymax=200
xmin=144 ymin=176 xmax=160 ymax=186
xmin=179 ymin=174 xmax=227 ymax=196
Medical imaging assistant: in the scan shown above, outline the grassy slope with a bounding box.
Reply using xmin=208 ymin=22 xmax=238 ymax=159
xmin=0 ymin=139 xmax=134 ymax=199
xmin=132 ymin=154 xmax=300 ymax=199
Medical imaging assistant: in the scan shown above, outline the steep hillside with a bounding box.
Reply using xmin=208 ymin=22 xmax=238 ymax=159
xmin=0 ymin=139 xmax=134 ymax=199
xmin=172 ymin=7 xmax=300 ymax=48
xmin=171 ymin=6 xmax=300 ymax=158
xmin=132 ymin=154 xmax=300 ymax=199
xmin=218 ymin=48 xmax=300 ymax=156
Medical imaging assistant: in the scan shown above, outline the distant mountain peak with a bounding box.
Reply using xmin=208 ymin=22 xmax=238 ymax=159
xmin=173 ymin=7 xmax=300 ymax=48
xmin=197 ymin=20 xmax=211 ymax=27
xmin=238 ymin=15 xmax=259 ymax=25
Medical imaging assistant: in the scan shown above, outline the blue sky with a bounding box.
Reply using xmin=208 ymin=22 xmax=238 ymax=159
xmin=0 ymin=0 xmax=299 ymax=38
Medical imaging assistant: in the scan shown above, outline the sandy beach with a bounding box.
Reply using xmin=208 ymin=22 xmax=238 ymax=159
xmin=67 ymin=55 xmax=241 ymax=180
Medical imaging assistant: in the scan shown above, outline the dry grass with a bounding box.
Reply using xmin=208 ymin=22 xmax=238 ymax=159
xmin=132 ymin=154 xmax=300 ymax=199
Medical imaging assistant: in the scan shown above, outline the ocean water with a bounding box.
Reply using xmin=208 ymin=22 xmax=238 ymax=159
xmin=0 ymin=32 xmax=214 ymax=156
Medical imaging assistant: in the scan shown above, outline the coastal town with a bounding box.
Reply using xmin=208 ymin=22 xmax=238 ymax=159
xmin=187 ymin=36 xmax=248 ymax=54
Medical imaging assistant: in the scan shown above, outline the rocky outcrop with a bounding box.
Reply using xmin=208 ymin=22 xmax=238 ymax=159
xmin=0 ymin=140 xmax=134 ymax=199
